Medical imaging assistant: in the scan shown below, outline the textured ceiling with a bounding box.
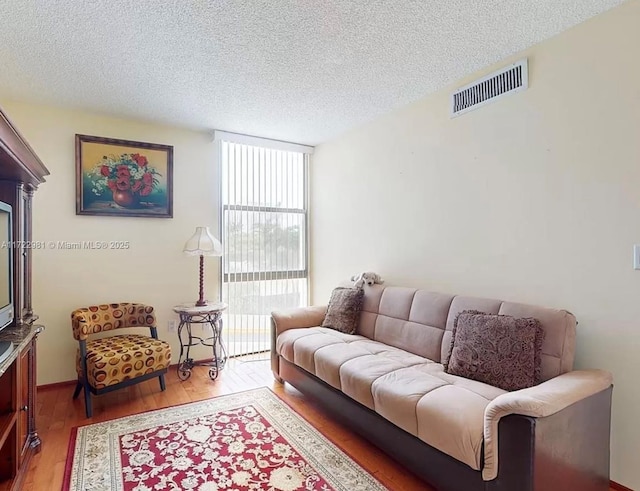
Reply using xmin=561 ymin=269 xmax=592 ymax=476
xmin=0 ymin=0 xmax=626 ymax=145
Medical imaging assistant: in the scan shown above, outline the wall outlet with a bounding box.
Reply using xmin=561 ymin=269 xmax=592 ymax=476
xmin=168 ymin=320 xmax=177 ymax=332
xmin=634 ymin=245 xmax=640 ymax=270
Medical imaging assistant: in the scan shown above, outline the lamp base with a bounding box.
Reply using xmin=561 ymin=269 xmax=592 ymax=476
xmin=196 ymin=255 xmax=207 ymax=307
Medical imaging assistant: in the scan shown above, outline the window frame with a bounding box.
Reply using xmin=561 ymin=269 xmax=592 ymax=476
xmin=215 ymin=129 xmax=312 ymax=306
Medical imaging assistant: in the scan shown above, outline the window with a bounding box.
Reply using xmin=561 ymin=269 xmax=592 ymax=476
xmin=219 ymin=135 xmax=310 ymax=357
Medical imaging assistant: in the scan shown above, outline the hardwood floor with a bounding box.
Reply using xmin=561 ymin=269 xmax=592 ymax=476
xmin=24 ymin=358 xmax=618 ymax=491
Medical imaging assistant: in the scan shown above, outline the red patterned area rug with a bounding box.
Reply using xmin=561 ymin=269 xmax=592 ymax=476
xmin=63 ymin=388 xmax=387 ymax=491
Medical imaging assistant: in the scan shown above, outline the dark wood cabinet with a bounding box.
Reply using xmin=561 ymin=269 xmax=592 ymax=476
xmin=0 ymin=361 xmax=17 ymax=491
xmin=18 ymin=346 xmax=29 ymax=463
xmin=0 ymin=334 xmax=39 ymax=491
xmin=0 ymin=106 xmax=49 ymax=490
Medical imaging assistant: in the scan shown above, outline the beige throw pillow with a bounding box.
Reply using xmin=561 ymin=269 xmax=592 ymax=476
xmin=322 ymin=287 xmax=364 ymax=335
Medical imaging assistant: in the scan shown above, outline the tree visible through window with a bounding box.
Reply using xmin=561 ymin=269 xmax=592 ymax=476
xmin=221 ymin=141 xmax=308 ymax=357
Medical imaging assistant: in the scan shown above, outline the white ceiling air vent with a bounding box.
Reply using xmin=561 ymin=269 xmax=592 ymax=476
xmin=451 ymin=59 xmax=528 ymax=117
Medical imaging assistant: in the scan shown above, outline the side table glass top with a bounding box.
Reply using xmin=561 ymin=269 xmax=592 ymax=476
xmin=172 ymin=302 xmax=228 ymax=314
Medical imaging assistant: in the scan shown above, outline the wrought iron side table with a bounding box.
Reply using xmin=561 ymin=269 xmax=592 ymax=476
xmin=173 ymin=302 xmax=228 ymax=381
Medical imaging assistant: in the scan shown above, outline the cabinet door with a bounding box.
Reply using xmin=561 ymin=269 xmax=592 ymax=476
xmin=17 ymin=347 xmax=29 ymax=464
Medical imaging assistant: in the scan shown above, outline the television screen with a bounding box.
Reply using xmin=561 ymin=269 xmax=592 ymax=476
xmin=0 ymin=211 xmax=9 ymax=309
xmin=0 ymin=203 xmax=12 ymax=329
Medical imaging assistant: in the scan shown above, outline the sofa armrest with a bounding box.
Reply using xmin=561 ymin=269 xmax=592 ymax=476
xmin=482 ymin=369 xmax=613 ymax=481
xmin=271 ymin=305 xmax=328 ymax=336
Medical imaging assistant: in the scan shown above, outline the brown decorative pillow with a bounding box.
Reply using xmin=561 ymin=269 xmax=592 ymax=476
xmin=321 ymin=287 xmax=364 ymax=334
xmin=444 ymin=310 xmax=545 ymax=391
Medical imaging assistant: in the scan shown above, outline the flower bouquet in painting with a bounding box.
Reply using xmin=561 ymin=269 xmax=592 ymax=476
xmin=89 ymin=153 xmax=161 ymax=208
xmin=76 ymin=135 xmax=173 ymax=218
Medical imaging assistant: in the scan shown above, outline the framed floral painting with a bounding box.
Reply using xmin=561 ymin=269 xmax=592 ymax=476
xmin=75 ymin=134 xmax=173 ymax=218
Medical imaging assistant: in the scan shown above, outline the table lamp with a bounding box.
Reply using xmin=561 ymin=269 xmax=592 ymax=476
xmin=183 ymin=226 xmax=223 ymax=306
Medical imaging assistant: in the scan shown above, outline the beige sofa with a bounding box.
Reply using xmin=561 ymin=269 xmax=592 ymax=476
xmin=271 ymin=285 xmax=613 ymax=491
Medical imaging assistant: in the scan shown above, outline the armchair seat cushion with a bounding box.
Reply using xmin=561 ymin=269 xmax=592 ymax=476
xmin=76 ymin=334 xmax=171 ymax=389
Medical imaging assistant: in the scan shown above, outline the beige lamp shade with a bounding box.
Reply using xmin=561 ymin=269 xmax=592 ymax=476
xmin=183 ymin=227 xmax=222 ymax=256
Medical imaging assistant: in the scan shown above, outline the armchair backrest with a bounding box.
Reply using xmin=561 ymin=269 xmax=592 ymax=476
xmin=72 ymin=303 xmax=156 ymax=341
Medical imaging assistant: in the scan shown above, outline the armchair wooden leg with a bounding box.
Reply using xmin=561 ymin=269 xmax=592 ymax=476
xmin=159 ymin=374 xmax=166 ymax=392
xmin=72 ymin=381 xmax=82 ymax=399
xmin=82 ymin=380 xmax=93 ymax=418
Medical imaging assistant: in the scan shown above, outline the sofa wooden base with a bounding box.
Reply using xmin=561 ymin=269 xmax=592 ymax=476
xmin=277 ymin=357 xmax=612 ymax=491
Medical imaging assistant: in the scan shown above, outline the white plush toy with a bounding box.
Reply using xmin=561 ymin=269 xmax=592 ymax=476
xmin=350 ymin=272 xmax=384 ymax=289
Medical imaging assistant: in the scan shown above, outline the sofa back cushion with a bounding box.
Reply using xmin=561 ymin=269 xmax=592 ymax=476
xmin=356 ymin=286 xmax=576 ymax=381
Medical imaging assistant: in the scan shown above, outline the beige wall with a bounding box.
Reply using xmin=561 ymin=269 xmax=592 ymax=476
xmin=310 ymin=1 xmax=640 ymax=488
xmin=0 ymin=100 xmax=221 ymax=385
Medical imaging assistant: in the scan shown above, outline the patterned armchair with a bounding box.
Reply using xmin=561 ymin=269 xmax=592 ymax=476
xmin=72 ymin=303 xmax=171 ymax=417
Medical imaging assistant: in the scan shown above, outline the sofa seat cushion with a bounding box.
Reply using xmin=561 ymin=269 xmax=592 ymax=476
xmin=314 ymin=343 xmax=374 ymax=389
xmin=276 ymin=327 xmax=368 ymax=374
xmin=337 ymin=354 xmax=427 ymax=409
xmin=276 ymin=328 xmax=427 ymax=396
xmin=416 ymin=385 xmax=490 ymax=470
xmin=371 ymin=364 xmax=446 ymax=435
xmin=371 ymin=362 xmax=506 ymax=470
xmin=276 ymin=327 xmax=507 ymax=471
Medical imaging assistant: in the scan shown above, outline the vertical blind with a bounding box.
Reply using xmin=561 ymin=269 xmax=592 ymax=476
xmin=220 ymin=140 xmax=308 ymax=357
